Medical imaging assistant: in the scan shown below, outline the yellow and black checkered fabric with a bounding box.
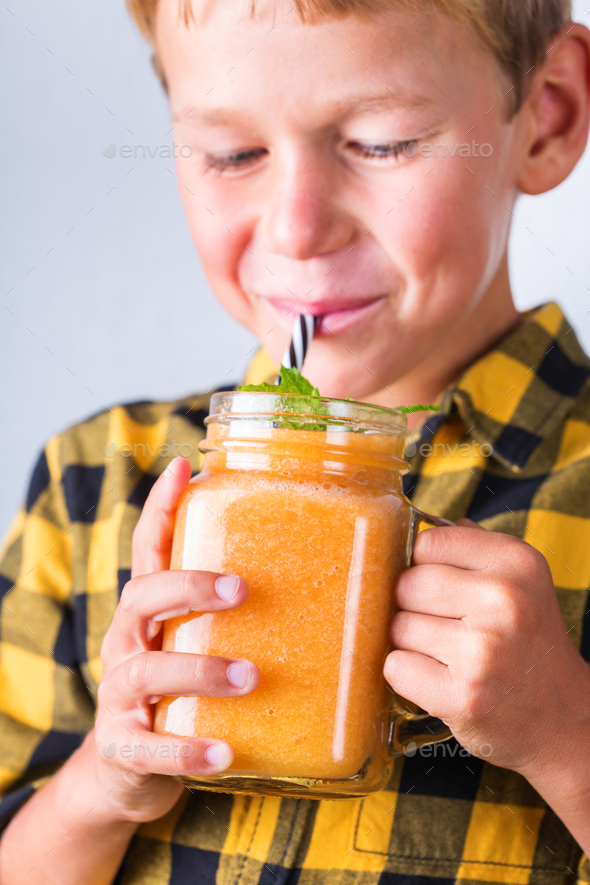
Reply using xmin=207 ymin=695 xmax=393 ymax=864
xmin=1 ymin=302 xmax=590 ymax=884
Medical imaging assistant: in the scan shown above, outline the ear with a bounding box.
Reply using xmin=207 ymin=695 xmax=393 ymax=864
xmin=517 ymin=24 xmax=590 ymax=196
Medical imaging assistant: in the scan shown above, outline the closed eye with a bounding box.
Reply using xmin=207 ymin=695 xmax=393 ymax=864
xmin=204 ymin=148 xmax=268 ymax=173
xmin=347 ymin=140 xmax=416 ymax=161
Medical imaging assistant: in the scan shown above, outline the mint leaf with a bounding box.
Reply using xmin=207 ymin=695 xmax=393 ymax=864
xmin=239 ymin=365 xmax=320 ymax=397
xmin=238 ymin=365 xmax=322 ymax=430
xmin=397 ymin=404 xmax=441 ymax=414
xmin=238 ymin=380 xmax=281 ymax=393
xmin=279 ymin=366 xmax=320 ymax=396
xmin=238 ymin=369 xmax=440 ymax=417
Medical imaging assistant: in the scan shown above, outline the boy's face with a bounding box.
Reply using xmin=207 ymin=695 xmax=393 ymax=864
xmin=157 ymin=1 xmax=523 ymax=399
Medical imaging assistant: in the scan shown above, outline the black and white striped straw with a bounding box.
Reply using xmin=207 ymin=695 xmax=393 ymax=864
xmin=279 ymin=313 xmax=319 ymax=380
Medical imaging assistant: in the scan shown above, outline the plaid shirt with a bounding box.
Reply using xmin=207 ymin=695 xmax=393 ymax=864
xmin=1 ymin=301 xmax=590 ymax=885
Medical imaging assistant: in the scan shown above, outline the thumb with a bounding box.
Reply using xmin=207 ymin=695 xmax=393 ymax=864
xmin=131 ymin=457 xmax=193 ymax=578
xmin=455 ymin=518 xmax=484 ymax=529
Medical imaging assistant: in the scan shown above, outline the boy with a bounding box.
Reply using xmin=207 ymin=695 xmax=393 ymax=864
xmin=1 ymin=0 xmax=590 ymax=882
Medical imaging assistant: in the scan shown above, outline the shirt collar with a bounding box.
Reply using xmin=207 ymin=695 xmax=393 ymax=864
xmin=242 ymin=303 xmax=590 ymax=473
xmin=443 ymin=302 xmax=590 ymax=471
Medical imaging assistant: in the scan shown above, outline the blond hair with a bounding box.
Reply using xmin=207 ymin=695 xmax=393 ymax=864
xmin=127 ymin=0 xmax=572 ymax=114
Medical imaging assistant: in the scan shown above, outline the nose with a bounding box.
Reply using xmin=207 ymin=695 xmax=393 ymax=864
xmin=260 ymin=154 xmax=356 ymax=260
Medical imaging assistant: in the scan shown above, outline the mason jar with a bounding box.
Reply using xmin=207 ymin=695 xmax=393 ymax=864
xmin=153 ymin=392 xmax=453 ymax=798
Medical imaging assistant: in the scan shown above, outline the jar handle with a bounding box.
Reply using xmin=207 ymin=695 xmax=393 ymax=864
xmin=404 ymin=506 xmax=456 ymax=565
xmin=390 ymin=507 xmax=456 ymax=756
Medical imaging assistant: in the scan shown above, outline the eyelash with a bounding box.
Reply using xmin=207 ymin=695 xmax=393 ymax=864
xmin=347 ymin=140 xmax=415 ymax=160
xmin=204 ymin=140 xmax=416 ymax=173
xmin=205 ymin=148 xmax=268 ymax=173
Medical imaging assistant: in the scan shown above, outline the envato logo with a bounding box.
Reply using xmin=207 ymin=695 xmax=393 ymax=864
xmin=103 ymin=142 xmax=193 ymax=159
xmin=405 ymin=441 xmax=494 ymax=458
xmin=103 ymin=741 xmax=193 ymax=759
xmin=402 ymin=141 xmax=493 ymax=159
xmin=103 ymin=441 xmax=194 ymax=458
xmin=403 ymin=741 xmax=493 ymax=758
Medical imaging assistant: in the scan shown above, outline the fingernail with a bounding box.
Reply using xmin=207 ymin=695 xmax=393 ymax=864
xmin=215 ymin=575 xmax=240 ymax=602
xmin=227 ymin=660 xmax=250 ymax=689
xmin=205 ymin=743 xmax=229 ymax=769
xmin=164 ymin=456 xmax=181 ymax=477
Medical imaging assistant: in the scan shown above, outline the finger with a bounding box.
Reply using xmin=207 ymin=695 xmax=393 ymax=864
xmin=390 ymin=610 xmax=462 ymax=666
xmin=132 ymin=457 xmax=193 ymax=578
xmin=102 ymin=571 xmax=248 ymax=670
xmin=384 ymin=649 xmax=455 ymax=719
xmin=102 ymin=651 xmax=260 ymax=712
xmin=96 ymin=724 xmax=235 ymax=778
xmin=394 ymin=564 xmax=473 ymax=618
xmin=412 ymin=524 xmax=521 ymax=571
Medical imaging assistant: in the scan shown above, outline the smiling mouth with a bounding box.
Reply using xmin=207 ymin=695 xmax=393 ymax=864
xmin=262 ymin=296 xmax=386 ymax=335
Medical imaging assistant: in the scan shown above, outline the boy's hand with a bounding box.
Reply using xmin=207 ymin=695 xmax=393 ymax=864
xmin=385 ymin=523 xmax=590 ymax=780
xmin=84 ymin=457 xmax=259 ymax=823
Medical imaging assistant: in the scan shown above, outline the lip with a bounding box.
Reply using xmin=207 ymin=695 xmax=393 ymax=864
xmin=262 ymin=295 xmax=386 ymax=335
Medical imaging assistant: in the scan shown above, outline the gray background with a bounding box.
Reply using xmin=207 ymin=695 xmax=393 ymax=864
xmin=1 ymin=0 xmax=590 ymax=537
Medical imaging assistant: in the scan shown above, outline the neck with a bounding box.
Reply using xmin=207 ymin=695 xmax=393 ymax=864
xmin=364 ymin=253 xmax=521 ymax=430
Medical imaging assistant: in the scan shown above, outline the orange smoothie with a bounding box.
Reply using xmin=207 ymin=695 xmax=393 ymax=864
xmin=154 ymin=425 xmax=410 ymax=781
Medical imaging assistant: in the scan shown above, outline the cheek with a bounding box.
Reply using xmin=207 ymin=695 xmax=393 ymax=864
xmin=386 ymin=160 xmax=507 ymax=314
xmin=175 ymin=160 xmax=256 ymax=314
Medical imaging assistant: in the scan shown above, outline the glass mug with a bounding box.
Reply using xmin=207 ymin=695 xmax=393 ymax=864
xmin=153 ymin=392 xmax=454 ymax=799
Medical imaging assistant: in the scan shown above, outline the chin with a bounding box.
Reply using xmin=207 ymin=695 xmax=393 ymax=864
xmin=304 ymin=356 xmax=385 ymax=402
